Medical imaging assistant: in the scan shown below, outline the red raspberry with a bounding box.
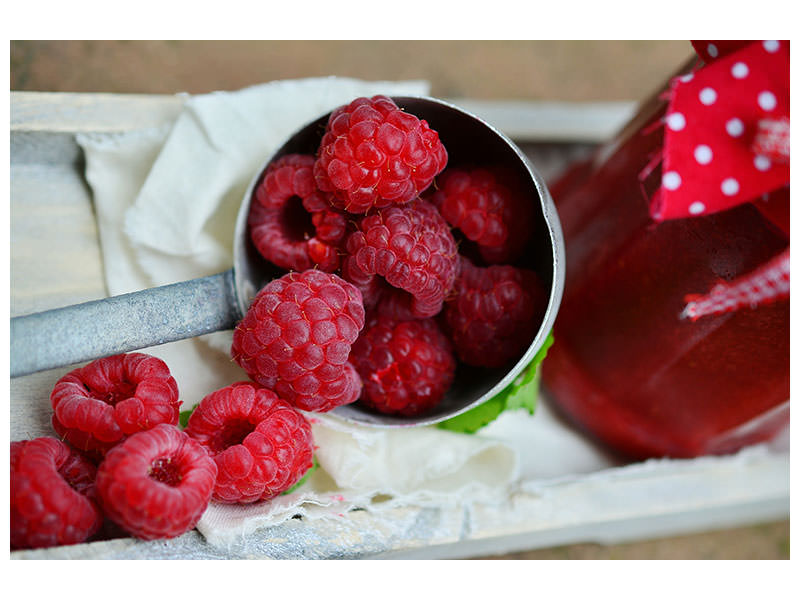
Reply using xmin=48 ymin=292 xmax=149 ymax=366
xmin=50 ymin=353 xmax=180 ymax=457
xmin=314 ymin=95 xmax=448 ymax=213
xmin=185 ymin=382 xmax=314 ymax=503
xmin=350 ymin=315 xmax=456 ymax=417
xmin=249 ymin=154 xmax=348 ymax=272
xmin=341 ymin=200 xmax=459 ymax=319
xmin=95 ymin=424 xmax=217 ymax=540
xmin=430 ymin=167 xmax=533 ymax=264
xmin=11 ymin=440 xmax=25 ymax=470
xmin=231 ymin=269 xmax=365 ymax=412
xmin=11 ymin=437 xmax=103 ymax=549
xmin=444 ymin=257 xmax=547 ymax=368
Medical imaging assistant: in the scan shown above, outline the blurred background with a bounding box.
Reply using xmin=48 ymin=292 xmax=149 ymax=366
xmin=11 ymin=40 xmax=694 ymax=100
xmin=9 ymin=40 xmax=788 ymax=560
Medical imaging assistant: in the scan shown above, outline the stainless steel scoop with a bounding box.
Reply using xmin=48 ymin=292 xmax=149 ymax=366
xmin=10 ymin=96 xmax=565 ymax=427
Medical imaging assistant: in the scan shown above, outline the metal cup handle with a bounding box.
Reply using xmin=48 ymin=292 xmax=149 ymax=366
xmin=10 ymin=270 xmax=241 ymax=377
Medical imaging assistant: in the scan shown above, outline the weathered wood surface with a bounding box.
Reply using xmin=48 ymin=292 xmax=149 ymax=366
xmin=9 ymin=91 xmax=788 ymax=560
xmin=12 ymin=91 xmax=635 ymax=142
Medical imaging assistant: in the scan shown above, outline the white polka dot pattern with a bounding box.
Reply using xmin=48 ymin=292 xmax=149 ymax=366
xmin=731 ymin=62 xmax=749 ymax=78
xmin=754 ymin=155 xmax=771 ymax=171
xmin=688 ymin=201 xmax=706 ymax=215
xmin=726 ymin=118 xmax=744 ymax=137
xmin=699 ymin=87 xmax=717 ymax=105
xmin=652 ymin=39 xmax=788 ymax=223
xmin=662 ymin=171 xmax=681 ymax=190
xmin=653 ymin=41 xmax=790 ymax=317
xmin=721 ymin=178 xmax=740 ymax=196
xmin=666 ymin=112 xmax=686 ymax=131
xmin=694 ymin=145 xmax=713 ymax=164
xmin=758 ymin=91 xmax=777 ymax=111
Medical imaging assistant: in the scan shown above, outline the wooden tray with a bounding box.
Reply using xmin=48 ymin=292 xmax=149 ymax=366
xmin=10 ymin=91 xmax=788 ymax=559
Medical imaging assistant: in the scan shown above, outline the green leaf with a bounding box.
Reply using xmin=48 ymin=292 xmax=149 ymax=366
xmin=436 ymin=392 xmax=507 ymax=434
xmin=437 ymin=332 xmax=554 ymax=434
xmin=505 ymin=332 xmax=553 ymax=415
xmin=179 ymin=405 xmax=197 ymax=429
xmin=282 ymin=455 xmax=319 ymax=495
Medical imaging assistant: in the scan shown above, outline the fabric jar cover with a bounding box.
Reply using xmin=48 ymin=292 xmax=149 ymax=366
xmin=646 ymin=40 xmax=789 ymax=320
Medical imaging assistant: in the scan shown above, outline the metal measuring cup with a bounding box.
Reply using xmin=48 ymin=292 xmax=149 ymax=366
xmin=10 ymin=96 xmax=565 ymax=427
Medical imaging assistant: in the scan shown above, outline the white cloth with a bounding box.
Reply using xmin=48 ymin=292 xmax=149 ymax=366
xmin=77 ymin=77 xmax=617 ymax=549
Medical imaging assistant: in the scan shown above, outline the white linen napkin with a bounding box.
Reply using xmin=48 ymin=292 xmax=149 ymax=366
xmin=77 ymin=77 xmax=615 ymax=548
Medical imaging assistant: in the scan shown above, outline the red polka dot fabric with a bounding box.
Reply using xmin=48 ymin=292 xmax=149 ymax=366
xmin=649 ymin=41 xmax=790 ymax=319
xmin=651 ymin=40 xmax=789 ymax=221
xmin=691 ymin=40 xmax=752 ymax=64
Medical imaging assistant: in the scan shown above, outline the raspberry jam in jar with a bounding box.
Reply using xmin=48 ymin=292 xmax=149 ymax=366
xmin=542 ymin=82 xmax=790 ymax=460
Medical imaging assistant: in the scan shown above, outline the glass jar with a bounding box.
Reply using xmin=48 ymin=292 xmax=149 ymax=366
xmin=542 ymin=74 xmax=790 ymax=459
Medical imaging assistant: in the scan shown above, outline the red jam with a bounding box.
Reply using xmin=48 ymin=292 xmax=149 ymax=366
xmin=542 ymin=90 xmax=789 ymax=460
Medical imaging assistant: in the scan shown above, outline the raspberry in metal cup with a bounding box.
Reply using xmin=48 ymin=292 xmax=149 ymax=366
xmin=10 ymin=96 xmax=565 ymax=428
xmin=235 ymin=97 xmax=565 ymax=426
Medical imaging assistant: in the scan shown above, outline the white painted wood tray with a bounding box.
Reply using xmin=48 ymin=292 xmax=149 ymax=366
xmin=9 ymin=91 xmax=789 ymax=559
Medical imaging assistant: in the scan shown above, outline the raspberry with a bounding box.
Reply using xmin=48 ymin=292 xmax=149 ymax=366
xmin=430 ymin=167 xmax=533 ymax=264
xmin=50 ymin=353 xmax=180 ymax=457
xmin=249 ymin=154 xmax=348 ymax=272
xmin=231 ymin=269 xmax=365 ymax=412
xmin=341 ymin=200 xmax=459 ymax=320
xmin=11 ymin=440 xmax=25 ymax=470
xmin=443 ymin=257 xmax=547 ymax=368
xmin=350 ymin=315 xmax=456 ymax=417
xmin=185 ymin=382 xmax=314 ymax=503
xmin=314 ymin=95 xmax=448 ymax=213
xmin=95 ymin=424 xmax=217 ymax=540
xmin=11 ymin=437 xmax=103 ymax=549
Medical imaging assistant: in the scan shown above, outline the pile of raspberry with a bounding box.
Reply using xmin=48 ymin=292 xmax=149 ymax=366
xmin=239 ymin=95 xmax=548 ymax=419
xmin=11 ymin=353 xmax=314 ymax=550
xmin=11 ymin=95 xmax=548 ymax=552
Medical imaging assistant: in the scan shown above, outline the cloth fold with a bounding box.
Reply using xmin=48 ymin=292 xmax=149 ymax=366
xmin=77 ymin=77 xmax=616 ymax=548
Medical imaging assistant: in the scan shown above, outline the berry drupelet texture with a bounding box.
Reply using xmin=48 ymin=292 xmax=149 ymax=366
xmin=11 ymin=437 xmax=103 ymax=549
xmin=444 ymin=257 xmax=547 ymax=368
xmin=231 ymin=270 xmax=365 ymax=412
xmin=249 ymin=154 xmax=348 ymax=272
xmin=50 ymin=353 xmax=180 ymax=457
xmin=430 ymin=167 xmax=533 ymax=265
xmin=185 ymin=382 xmax=314 ymax=503
xmin=350 ymin=315 xmax=456 ymax=417
xmin=314 ymin=96 xmax=448 ymax=213
xmin=341 ymin=200 xmax=459 ymax=320
xmin=95 ymin=424 xmax=217 ymax=540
